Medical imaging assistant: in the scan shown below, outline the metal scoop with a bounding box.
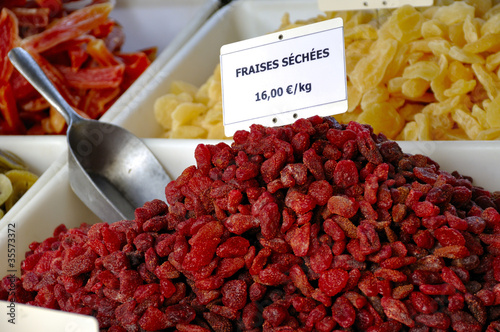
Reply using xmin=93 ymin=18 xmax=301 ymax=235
xmin=9 ymin=47 xmax=171 ymax=223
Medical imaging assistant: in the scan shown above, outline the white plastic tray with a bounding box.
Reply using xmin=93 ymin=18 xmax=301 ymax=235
xmin=0 ymin=136 xmax=66 ymax=224
xmin=0 ymin=137 xmax=66 ymax=175
xmin=109 ymin=0 xmax=324 ymax=137
xmin=1 ymin=138 xmax=500 ymax=330
xmin=110 ymin=0 xmax=218 ymax=54
xmin=100 ymin=0 xmax=221 ymax=122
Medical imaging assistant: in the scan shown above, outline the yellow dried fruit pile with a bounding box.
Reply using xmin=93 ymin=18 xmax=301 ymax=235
xmin=155 ymin=0 xmax=500 ymax=140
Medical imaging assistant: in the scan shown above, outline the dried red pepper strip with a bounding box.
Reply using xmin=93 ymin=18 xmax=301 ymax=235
xmin=19 ymin=95 xmax=49 ymax=112
xmin=86 ymin=38 xmax=121 ymax=67
xmin=9 ymin=68 xmax=36 ymax=100
xmin=34 ymin=0 xmax=62 ymax=17
xmin=56 ymin=64 xmax=124 ymax=89
xmin=80 ymin=87 xmax=120 ymax=119
xmin=0 ymin=8 xmax=25 ymax=134
xmin=140 ymin=47 xmax=157 ymax=63
xmin=28 ymin=50 xmax=80 ymax=106
xmin=98 ymin=20 xmax=125 ymax=53
xmin=0 ymin=82 xmax=26 ymax=134
xmin=117 ymin=52 xmax=151 ymax=90
xmin=11 ymin=8 xmax=50 ymax=28
xmin=41 ymin=35 xmax=92 ymax=70
xmin=91 ymin=18 xmax=116 ymax=39
xmin=22 ymin=3 xmax=112 ymax=53
xmin=67 ymin=44 xmax=89 ymax=70
xmin=40 ymin=34 xmax=94 ymax=57
xmin=0 ymin=8 xmax=18 ymax=81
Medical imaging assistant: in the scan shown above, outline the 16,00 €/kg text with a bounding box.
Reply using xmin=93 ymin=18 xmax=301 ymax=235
xmin=255 ymin=82 xmax=312 ymax=102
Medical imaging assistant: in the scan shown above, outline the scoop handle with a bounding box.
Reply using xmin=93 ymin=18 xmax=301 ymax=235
xmin=8 ymin=47 xmax=82 ymax=126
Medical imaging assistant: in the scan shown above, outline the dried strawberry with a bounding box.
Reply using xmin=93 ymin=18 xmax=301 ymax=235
xmin=318 ymin=268 xmax=349 ymax=297
xmin=332 ymin=296 xmax=356 ymax=328
xmin=381 ymin=296 xmax=415 ymax=327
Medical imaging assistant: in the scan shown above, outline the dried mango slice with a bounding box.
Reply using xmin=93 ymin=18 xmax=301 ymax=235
xmin=476 ymin=127 xmax=500 ymax=140
xmin=421 ymin=19 xmax=446 ymax=39
xmin=399 ymin=103 xmax=425 ymax=122
xmin=486 ymin=52 xmax=500 ymax=71
xmin=447 ymin=60 xmax=474 ymax=82
xmin=154 ymin=93 xmax=193 ymax=130
xmin=172 ymin=103 xmax=207 ymax=127
xmin=383 ymin=5 xmax=423 ymax=43
xmin=347 ymin=82 xmax=362 ymax=112
xmin=463 ymin=15 xmax=479 ymax=44
xmin=400 ymin=121 xmax=418 ymax=140
xmin=430 ymin=55 xmax=450 ymax=102
xmin=486 ymin=93 xmax=500 ymax=127
xmin=471 ymin=104 xmax=489 ymax=129
xmin=443 ymin=79 xmax=476 ymax=97
xmin=433 ymin=1 xmax=475 ymax=25
xmin=403 ymin=61 xmax=441 ymax=81
xmin=402 ymin=78 xmax=430 ymax=98
xmin=481 ymin=12 xmax=500 ymax=35
xmin=414 ymin=113 xmax=432 ymax=140
xmin=452 ymin=108 xmax=482 ymax=139
xmin=349 ymin=38 xmax=398 ymax=92
xmin=344 ymin=24 xmax=378 ymax=40
xmin=360 ymin=86 xmax=389 ymax=111
xmin=428 ymin=39 xmax=451 ymax=56
xmin=357 ymin=102 xmax=404 ymax=139
xmin=472 ymin=63 xmax=500 ymax=100
xmin=449 ymin=46 xmax=485 ymax=64
xmin=463 ymin=33 xmax=500 ymax=53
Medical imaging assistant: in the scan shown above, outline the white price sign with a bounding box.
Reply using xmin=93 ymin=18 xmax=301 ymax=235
xmin=220 ymin=18 xmax=347 ymax=136
xmin=318 ymin=0 xmax=433 ymax=11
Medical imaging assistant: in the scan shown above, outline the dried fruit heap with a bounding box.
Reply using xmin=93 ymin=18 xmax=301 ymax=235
xmin=3 ymin=116 xmax=500 ymax=331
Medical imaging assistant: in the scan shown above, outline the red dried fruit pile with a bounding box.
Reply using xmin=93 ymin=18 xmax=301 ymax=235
xmin=3 ymin=116 xmax=500 ymax=331
xmin=0 ymin=0 xmax=154 ymax=134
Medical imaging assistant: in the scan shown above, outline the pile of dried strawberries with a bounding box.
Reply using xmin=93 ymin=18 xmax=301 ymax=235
xmin=3 ymin=116 xmax=500 ymax=331
xmin=0 ymin=0 xmax=153 ymax=134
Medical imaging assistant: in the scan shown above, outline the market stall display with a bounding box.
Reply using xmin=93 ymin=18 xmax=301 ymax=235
xmin=2 ymin=0 xmax=500 ymax=331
